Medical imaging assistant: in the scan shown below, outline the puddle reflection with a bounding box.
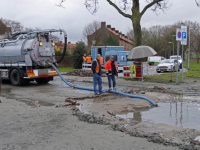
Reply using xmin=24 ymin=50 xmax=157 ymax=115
xmin=117 ymin=102 xmax=200 ymax=130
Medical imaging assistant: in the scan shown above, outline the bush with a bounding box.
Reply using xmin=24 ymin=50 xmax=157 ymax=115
xmin=55 ymin=46 xmax=71 ymax=56
xmin=72 ymin=41 xmax=87 ymax=69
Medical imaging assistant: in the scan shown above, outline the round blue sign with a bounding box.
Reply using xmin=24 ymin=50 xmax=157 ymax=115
xmin=178 ymin=31 xmax=181 ymax=38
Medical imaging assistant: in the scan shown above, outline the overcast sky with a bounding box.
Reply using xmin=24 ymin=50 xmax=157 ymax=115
xmin=0 ymin=0 xmax=200 ymax=43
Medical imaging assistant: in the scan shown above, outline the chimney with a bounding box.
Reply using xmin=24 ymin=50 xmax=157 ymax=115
xmin=68 ymin=41 xmax=71 ymax=44
xmin=60 ymin=41 xmax=62 ymax=43
xmin=119 ymin=32 xmax=122 ymax=35
xmin=107 ymin=25 xmax=111 ymax=28
xmin=122 ymin=34 xmax=125 ymax=37
xmin=116 ymin=30 xmax=119 ymax=33
xmin=101 ymin=22 xmax=106 ymax=28
xmin=111 ymin=28 xmax=115 ymax=31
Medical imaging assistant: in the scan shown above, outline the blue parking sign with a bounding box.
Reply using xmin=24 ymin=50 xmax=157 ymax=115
xmin=182 ymin=32 xmax=187 ymax=39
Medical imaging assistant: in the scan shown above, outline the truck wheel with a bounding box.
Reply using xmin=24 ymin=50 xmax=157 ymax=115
xmin=151 ymin=62 xmax=154 ymax=66
xmin=157 ymin=71 xmax=161 ymax=73
xmin=10 ymin=69 xmax=24 ymax=86
xmin=35 ymin=77 xmax=53 ymax=84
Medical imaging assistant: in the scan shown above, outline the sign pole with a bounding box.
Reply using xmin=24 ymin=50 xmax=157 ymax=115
xmin=182 ymin=45 xmax=184 ymax=82
xmin=188 ymin=27 xmax=191 ymax=70
xmin=176 ymin=41 xmax=180 ymax=84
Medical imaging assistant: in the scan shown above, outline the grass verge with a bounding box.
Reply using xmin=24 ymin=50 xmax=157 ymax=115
xmin=57 ymin=67 xmax=74 ymax=72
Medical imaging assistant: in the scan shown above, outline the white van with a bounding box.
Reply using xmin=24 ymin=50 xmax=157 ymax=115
xmin=170 ymin=55 xmax=183 ymax=68
xmin=147 ymin=56 xmax=165 ymax=65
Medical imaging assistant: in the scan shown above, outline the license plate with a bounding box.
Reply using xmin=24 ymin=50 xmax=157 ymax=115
xmin=161 ymin=68 xmax=166 ymax=70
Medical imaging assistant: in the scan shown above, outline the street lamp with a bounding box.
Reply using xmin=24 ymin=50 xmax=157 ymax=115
xmin=168 ymin=42 xmax=174 ymax=55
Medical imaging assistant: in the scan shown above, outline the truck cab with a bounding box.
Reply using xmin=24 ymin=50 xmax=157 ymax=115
xmin=91 ymin=46 xmax=124 ymax=64
xmin=104 ymin=51 xmax=133 ymax=67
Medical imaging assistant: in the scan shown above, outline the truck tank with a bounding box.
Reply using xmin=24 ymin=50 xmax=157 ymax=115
xmin=0 ymin=29 xmax=67 ymax=68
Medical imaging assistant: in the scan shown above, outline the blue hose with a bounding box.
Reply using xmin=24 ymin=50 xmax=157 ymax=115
xmin=52 ymin=65 xmax=157 ymax=106
xmin=111 ymin=90 xmax=157 ymax=106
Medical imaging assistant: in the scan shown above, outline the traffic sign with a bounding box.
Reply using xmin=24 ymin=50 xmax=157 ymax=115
xmin=181 ymin=26 xmax=187 ymax=45
xmin=176 ymin=28 xmax=182 ymax=41
xmin=182 ymin=32 xmax=186 ymax=39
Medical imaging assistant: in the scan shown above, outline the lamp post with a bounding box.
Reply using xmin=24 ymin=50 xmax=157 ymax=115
xmin=168 ymin=42 xmax=174 ymax=55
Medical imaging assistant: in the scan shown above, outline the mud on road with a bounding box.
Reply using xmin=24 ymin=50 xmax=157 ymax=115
xmin=0 ymin=76 xmax=200 ymax=150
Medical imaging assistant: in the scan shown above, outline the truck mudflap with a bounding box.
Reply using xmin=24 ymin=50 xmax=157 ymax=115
xmin=24 ymin=74 xmax=58 ymax=79
xmin=24 ymin=69 xmax=58 ymax=79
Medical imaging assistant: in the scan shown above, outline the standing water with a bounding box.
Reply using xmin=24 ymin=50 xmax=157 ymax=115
xmin=117 ymin=102 xmax=200 ymax=130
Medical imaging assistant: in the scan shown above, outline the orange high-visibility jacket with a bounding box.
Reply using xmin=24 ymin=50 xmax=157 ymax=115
xmin=87 ymin=56 xmax=92 ymax=63
xmin=91 ymin=59 xmax=100 ymax=74
xmin=105 ymin=60 xmax=118 ymax=75
xmin=83 ymin=56 xmax=87 ymax=63
xmin=100 ymin=56 xmax=104 ymax=65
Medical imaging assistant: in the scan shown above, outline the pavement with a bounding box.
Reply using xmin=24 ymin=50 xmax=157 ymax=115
xmin=0 ymin=75 xmax=200 ymax=150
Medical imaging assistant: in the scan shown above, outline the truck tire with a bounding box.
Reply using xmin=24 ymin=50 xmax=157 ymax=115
xmin=10 ymin=69 xmax=24 ymax=86
xmin=157 ymin=71 xmax=161 ymax=73
xmin=35 ymin=77 xmax=53 ymax=84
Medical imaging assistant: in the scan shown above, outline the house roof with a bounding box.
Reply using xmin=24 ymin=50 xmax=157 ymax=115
xmin=106 ymin=28 xmax=134 ymax=44
xmin=55 ymin=43 xmax=77 ymax=49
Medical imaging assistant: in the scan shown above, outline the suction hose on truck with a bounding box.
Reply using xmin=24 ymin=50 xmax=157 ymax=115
xmin=52 ymin=65 xmax=157 ymax=106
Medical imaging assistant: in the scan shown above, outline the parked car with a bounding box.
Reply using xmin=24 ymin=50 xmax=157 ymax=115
xmin=156 ymin=59 xmax=180 ymax=73
xmin=170 ymin=55 xmax=183 ymax=68
xmin=147 ymin=56 xmax=165 ymax=65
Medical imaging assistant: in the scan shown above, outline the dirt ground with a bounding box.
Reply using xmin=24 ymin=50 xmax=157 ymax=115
xmin=0 ymin=75 xmax=200 ymax=150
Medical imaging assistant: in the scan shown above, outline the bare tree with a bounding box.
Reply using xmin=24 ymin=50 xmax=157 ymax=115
xmin=58 ymin=0 xmax=199 ymax=47
xmin=0 ymin=18 xmax=24 ymax=32
xmin=83 ymin=20 xmax=101 ymax=46
xmin=126 ymin=28 xmax=134 ymax=41
xmin=190 ymin=22 xmax=200 ymax=63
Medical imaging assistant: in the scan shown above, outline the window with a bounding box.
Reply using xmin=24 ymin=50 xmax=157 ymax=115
xmin=98 ymin=48 xmax=102 ymax=55
xmin=105 ymin=55 xmax=117 ymax=61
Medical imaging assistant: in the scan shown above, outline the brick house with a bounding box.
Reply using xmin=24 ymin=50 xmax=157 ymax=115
xmin=87 ymin=22 xmax=134 ymax=51
xmin=55 ymin=42 xmax=77 ymax=54
xmin=0 ymin=20 xmax=11 ymax=39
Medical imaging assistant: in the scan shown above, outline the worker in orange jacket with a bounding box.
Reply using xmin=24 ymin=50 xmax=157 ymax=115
xmin=87 ymin=55 xmax=92 ymax=63
xmin=83 ymin=54 xmax=87 ymax=68
xmin=105 ymin=55 xmax=118 ymax=92
xmin=91 ymin=54 xmax=102 ymax=95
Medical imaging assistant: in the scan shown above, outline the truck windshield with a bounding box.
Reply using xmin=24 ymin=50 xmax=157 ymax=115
xmin=126 ymin=55 xmax=132 ymax=61
xmin=105 ymin=55 xmax=117 ymax=61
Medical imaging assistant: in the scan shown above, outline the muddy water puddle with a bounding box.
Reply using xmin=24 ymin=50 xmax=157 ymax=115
xmin=117 ymin=102 xmax=200 ymax=130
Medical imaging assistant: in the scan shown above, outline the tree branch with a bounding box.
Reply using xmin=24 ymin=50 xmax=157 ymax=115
xmin=196 ymin=0 xmax=200 ymax=7
xmin=107 ymin=0 xmax=132 ymax=19
xmin=56 ymin=0 xmax=66 ymax=8
xmin=141 ymin=0 xmax=164 ymax=16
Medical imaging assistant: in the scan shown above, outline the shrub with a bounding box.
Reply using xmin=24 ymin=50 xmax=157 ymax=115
xmin=72 ymin=41 xmax=87 ymax=69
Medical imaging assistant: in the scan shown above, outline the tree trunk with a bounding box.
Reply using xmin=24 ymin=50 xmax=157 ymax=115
xmin=132 ymin=19 xmax=141 ymax=47
xmin=132 ymin=0 xmax=141 ymax=47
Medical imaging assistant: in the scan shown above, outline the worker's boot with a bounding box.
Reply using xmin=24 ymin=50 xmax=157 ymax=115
xmin=108 ymin=88 xmax=112 ymax=93
xmin=113 ymin=87 xmax=116 ymax=91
